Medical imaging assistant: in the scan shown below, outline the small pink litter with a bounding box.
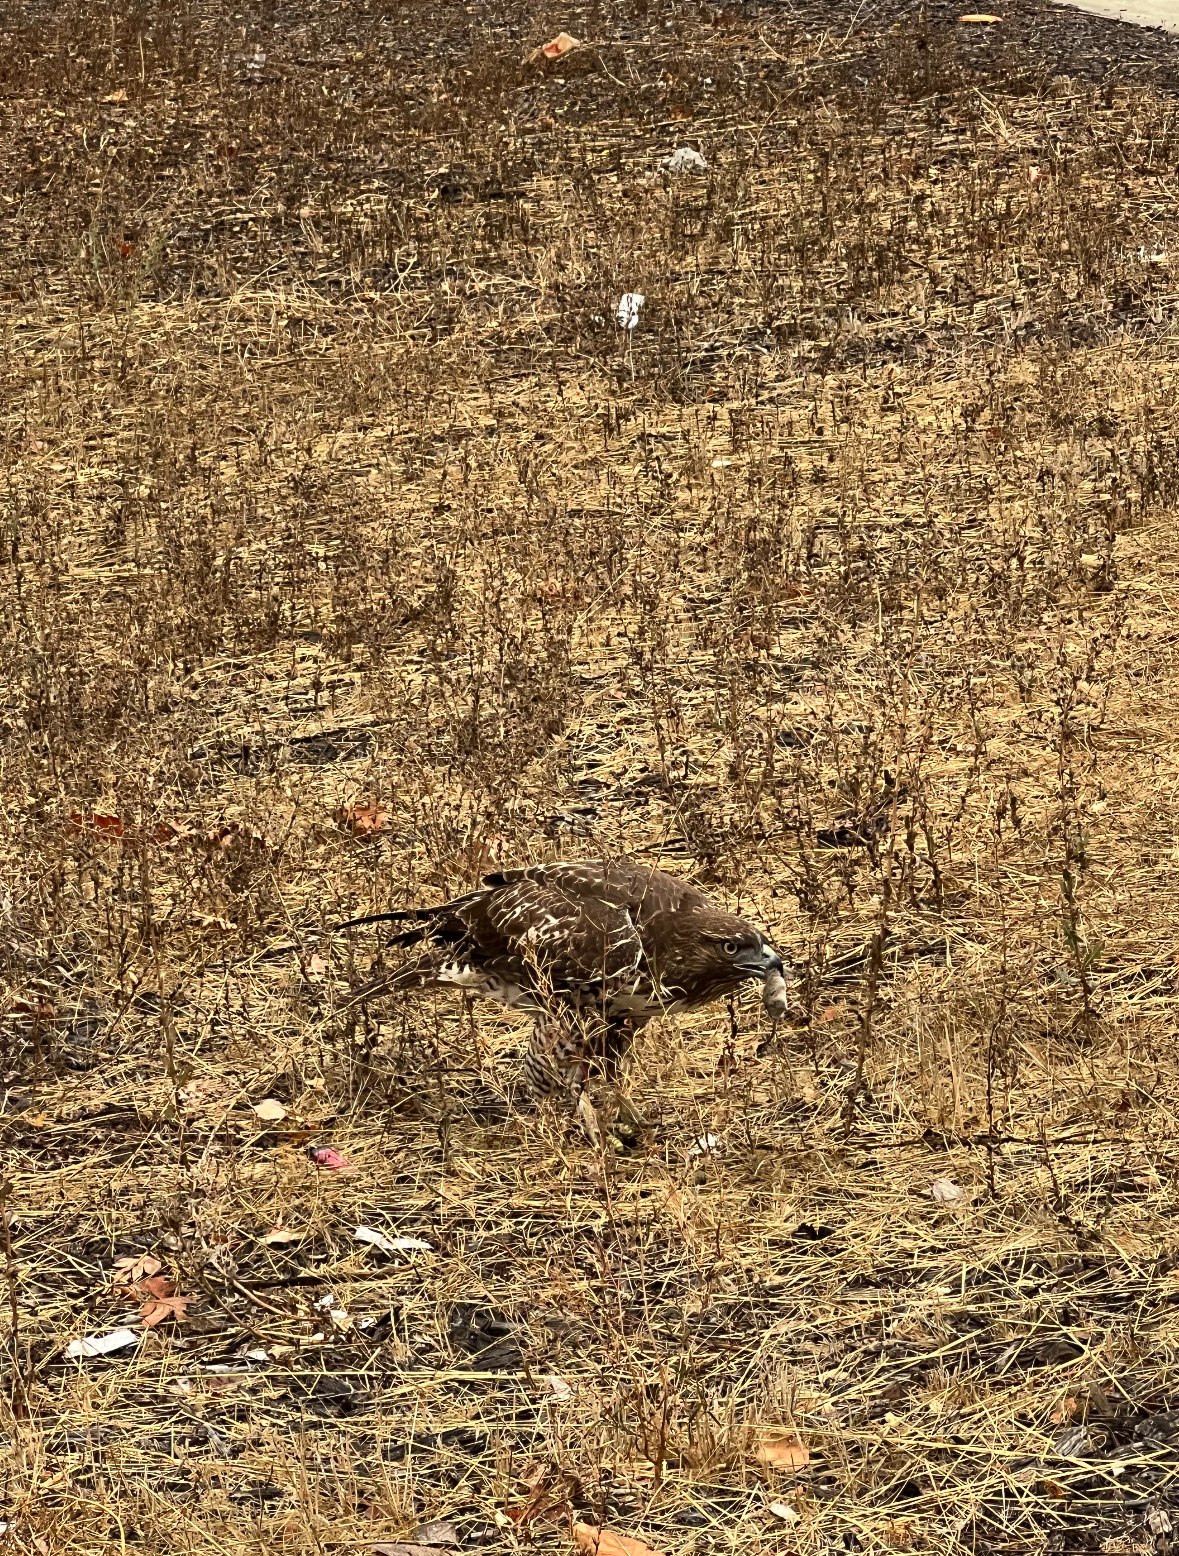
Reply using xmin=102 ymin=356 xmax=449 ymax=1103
xmin=527 ymin=31 xmax=581 ymax=64
xmin=309 ymin=1146 xmax=356 ymax=1173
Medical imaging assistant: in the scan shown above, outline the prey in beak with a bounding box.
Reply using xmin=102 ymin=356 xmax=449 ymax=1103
xmin=755 ymin=941 xmax=791 ymax=1020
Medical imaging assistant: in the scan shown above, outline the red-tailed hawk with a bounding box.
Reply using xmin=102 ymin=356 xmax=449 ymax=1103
xmin=345 ymin=859 xmax=788 ymax=1139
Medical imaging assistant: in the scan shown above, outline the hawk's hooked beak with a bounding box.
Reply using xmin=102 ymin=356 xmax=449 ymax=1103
xmin=736 ymin=943 xmax=785 ymax=977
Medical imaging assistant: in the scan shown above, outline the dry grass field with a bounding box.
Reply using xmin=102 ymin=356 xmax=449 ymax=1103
xmin=4 ymin=0 xmax=1179 ymax=1551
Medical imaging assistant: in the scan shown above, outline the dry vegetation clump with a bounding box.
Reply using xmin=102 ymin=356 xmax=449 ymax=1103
xmin=4 ymin=0 xmax=1179 ymax=1550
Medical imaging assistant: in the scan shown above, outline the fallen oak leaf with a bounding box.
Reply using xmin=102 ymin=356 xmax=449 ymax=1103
xmin=112 ymin=1254 xmax=162 ymax=1285
xmin=501 ymin=1463 xmax=579 ymax=1529
xmin=572 ymin=1524 xmax=668 ymax=1556
xmin=135 ymin=1274 xmax=176 ymax=1301
xmin=140 ymin=1292 xmax=195 ymax=1328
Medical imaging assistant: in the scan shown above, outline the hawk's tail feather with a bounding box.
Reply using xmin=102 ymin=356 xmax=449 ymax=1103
xmin=332 ymin=906 xmax=440 ymax=931
xmin=334 ymin=886 xmax=488 ymax=935
xmin=345 ymin=952 xmax=444 ymax=1008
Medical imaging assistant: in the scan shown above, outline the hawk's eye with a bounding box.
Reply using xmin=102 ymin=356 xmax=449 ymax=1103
xmin=722 ymin=939 xmax=740 ymax=956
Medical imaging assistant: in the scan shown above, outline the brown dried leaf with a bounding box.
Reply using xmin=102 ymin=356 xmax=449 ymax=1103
xmin=572 ymin=1525 xmax=667 ymax=1556
xmin=135 ymin=1274 xmax=176 ymax=1301
xmin=112 ymin=1254 xmax=162 ymax=1285
xmin=154 ymin=819 xmax=195 ymax=846
xmin=756 ymin=1430 xmax=810 ymax=1470
xmin=140 ymin=1293 xmax=195 ymax=1327
xmin=8 ymin=997 xmax=55 ymax=1019
xmin=252 ymin=1097 xmax=288 ymax=1122
xmin=70 ymin=812 xmax=125 ymax=838
xmin=337 ymin=802 xmax=389 ymax=835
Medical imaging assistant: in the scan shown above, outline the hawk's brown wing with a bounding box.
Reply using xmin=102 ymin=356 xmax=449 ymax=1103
xmin=348 ymin=859 xmax=730 ymax=1008
xmin=482 ymin=860 xmax=714 ymax=927
xmin=455 ymin=868 xmax=644 ymax=989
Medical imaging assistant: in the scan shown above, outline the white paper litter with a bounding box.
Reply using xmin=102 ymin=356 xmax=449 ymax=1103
xmin=543 ymin=1374 xmax=574 ymax=1399
xmin=66 ymin=1327 xmax=140 ymax=1359
xmin=689 ymin=1132 xmax=725 ymax=1159
xmin=665 ymin=146 xmax=708 ymax=174
xmin=354 ymin=1226 xmax=432 ymax=1255
xmin=616 ymin=293 xmax=645 ymax=330
xmin=930 ymin=1177 xmax=964 ymax=1203
xmin=768 ymin=1502 xmax=799 ymax=1524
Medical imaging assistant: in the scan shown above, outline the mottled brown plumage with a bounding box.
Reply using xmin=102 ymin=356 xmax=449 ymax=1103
xmin=346 ymin=859 xmax=785 ymax=1136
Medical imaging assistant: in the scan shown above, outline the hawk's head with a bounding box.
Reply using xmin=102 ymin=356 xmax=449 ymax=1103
xmin=654 ymin=910 xmax=784 ymax=1005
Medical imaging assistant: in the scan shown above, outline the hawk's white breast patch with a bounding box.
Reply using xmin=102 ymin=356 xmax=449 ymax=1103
xmin=438 ymin=960 xmax=531 ymax=1009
